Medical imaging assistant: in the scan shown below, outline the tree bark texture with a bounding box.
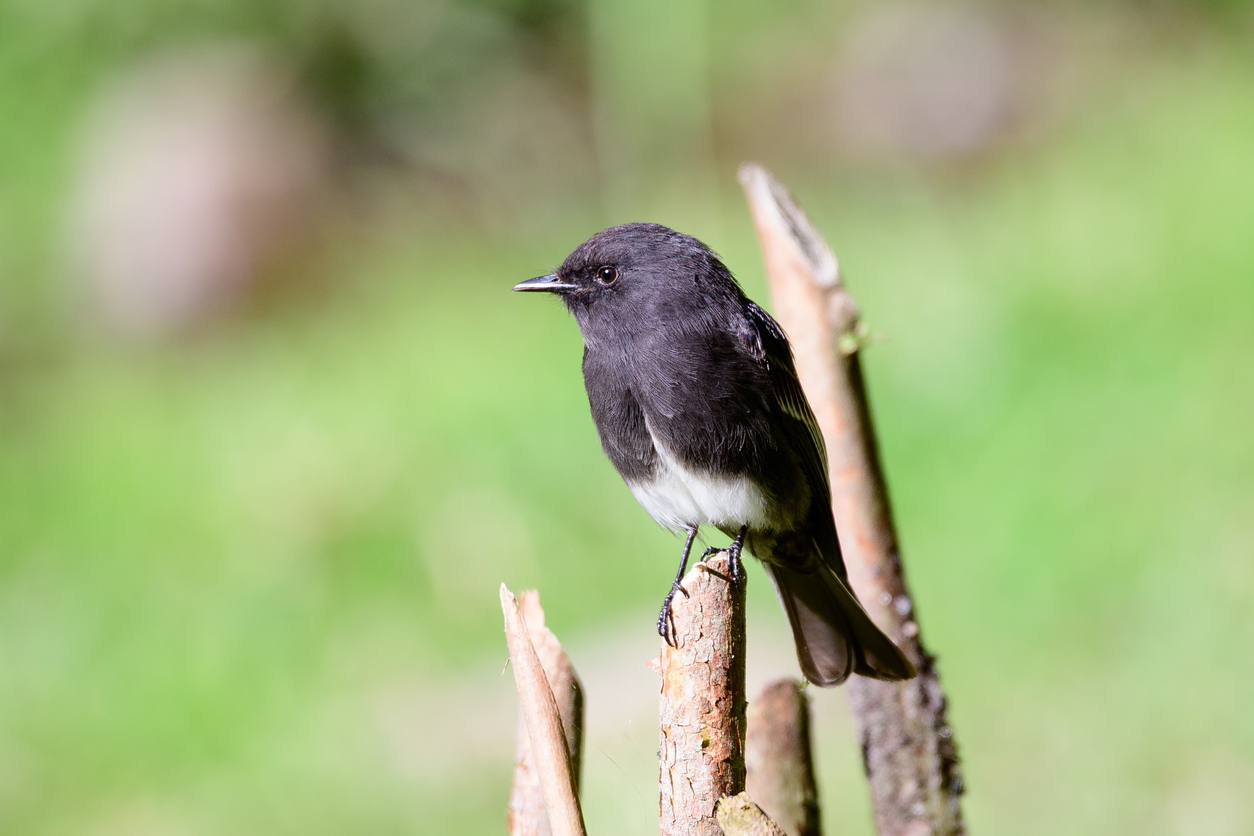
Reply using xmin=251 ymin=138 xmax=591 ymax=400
xmin=658 ymin=551 xmax=748 ymax=836
xmin=716 ymin=793 xmax=789 ymax=836
xmin=745 ymin=679 xmax=821 ymax=836
xmin=508 ymin=590 xmax=585 ymax=836
xmin=500 ymin=584 xmax=587 ymax=836
xmin=739 ymin=163 xmax=965 ymax=836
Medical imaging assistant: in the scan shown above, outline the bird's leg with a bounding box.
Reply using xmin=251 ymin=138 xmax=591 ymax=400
xmin=726 ymin=525 xmax=748 ymax=591
xmin=657 ymin=526 xmax=699 ymax=647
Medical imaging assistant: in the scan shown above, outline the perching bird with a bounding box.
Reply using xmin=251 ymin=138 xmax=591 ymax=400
xmin=514 ymin=223 xmax=916 ymax=686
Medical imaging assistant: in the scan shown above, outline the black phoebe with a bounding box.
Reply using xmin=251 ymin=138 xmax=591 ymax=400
xmin=514 ymin=223 xmax=915 ymax=686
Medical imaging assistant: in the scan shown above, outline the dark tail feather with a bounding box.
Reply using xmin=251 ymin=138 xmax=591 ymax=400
xmin=765 ymin=562 xmax=917 ymax=687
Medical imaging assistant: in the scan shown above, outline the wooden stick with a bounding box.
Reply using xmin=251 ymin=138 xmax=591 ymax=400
xmin=508 ymin=590 xmax=586 ymax=836
xmin=739 ymin=163 xmax=965 ymax=836
xmin=500 ymin=584 xmax=587 ymax=836
xmin=745 ymin=679 xmax=821 ymax=836
xmin=717 ymin=792 xmax=789 ymax=836
xmin=657 ymin=551 xmax=747 ymax=836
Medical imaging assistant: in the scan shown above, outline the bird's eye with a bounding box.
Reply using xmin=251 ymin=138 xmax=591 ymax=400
xmin=596 ymin=266 xmax=618 ymax=285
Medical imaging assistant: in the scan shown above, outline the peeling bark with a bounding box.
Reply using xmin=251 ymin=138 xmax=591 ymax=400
xmin=657 ymin=552 xmax=747 ymax=836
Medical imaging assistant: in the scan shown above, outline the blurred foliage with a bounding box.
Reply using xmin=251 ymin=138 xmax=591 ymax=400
xmin=1 ymin=1 xmax=1254 ymax=835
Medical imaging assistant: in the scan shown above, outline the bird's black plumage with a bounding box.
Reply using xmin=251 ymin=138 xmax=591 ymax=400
xmin=514 ymin=223 xmax=916 ymax=686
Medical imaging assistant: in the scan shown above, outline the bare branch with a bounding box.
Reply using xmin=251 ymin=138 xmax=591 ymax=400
xmin=716 ymin=793 xmax=790 ymax=836
xmin=508 ymin=590 xmax=585 ymax=836
xmin=657 ymin=551 xmax=747 ymax=836
xmin=500 ymin=584 xmax=587 ymax=836
xmin=745 ymin=679 xmax=821 ymax=836
xmin=739 ymin=163 xmax=965 ymax=836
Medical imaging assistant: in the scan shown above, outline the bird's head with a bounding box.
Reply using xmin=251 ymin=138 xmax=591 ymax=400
xmin=513 ymin=223 xmax=739 ymax=341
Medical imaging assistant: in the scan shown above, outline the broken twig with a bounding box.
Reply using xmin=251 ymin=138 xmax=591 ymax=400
xmin=717 ymin=792 xmax=789 ymax=836
xmin=740 ymin=163 xmax=964 ymax=836
xmin=745 ymin=679 xmax=821 ymax=836
xmin=501 ymin=584 xmax=587 ymax=836
xmin=508 ymin=590 xmax=585 ymax=836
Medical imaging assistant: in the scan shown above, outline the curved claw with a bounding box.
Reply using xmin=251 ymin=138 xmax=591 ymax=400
xmin=656 ymin=581 xmax=688 ymax=647
xmin=658 ymin=606 xmax=679 ymax=647
xmin=657 ymin=526 xmax=699 ymax=648
xmin=663 ymin=608 xmax=678 ymax=647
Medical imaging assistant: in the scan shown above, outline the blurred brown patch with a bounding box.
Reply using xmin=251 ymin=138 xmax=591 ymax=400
xmin=830 ymin=3 xmax=1066 ymax=162
xmin=66 ymin=44 xmax=332 ymax=339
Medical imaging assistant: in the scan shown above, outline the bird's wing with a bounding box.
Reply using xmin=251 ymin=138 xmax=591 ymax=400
xmin=741 ymin=301 xmax=829 ymax=478
xmin=741 ymin=301 xmax=852 ymax=579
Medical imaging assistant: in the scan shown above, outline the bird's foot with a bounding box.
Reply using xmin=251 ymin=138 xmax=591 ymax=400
xmin=691 ymin=545 xmax=743 ymax=590
xmin=693 ymin=541 xmax=745 ymax=590
xmin=656 ymin=579 xmax=690 ymax=647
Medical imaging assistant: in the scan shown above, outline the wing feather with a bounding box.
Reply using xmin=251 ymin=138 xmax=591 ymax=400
xmin=742 ymin=302 xmax=829 ymax=485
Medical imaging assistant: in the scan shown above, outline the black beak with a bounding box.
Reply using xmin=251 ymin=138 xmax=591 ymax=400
xmin=513 ymin=273 xmax=576 ymax=293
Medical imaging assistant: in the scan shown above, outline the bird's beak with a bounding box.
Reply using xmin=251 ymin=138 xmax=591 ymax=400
xmin=513 ymin=273 xmax=576 ymax=293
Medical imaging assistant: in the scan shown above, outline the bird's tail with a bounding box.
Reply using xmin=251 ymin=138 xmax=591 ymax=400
xmin=764 ymin=561 xmax=917 ymax=687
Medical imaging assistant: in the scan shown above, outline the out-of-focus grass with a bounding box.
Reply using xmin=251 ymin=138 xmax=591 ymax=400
xmin=2 ymin=20 xmax=1254 ymax=836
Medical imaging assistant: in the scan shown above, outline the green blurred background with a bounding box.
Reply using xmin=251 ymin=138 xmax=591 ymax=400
xmin=1 ymin=0 xmax=1252 ymax=834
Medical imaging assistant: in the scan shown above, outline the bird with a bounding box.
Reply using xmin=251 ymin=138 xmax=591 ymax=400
xmin=513 ymin=222 xmax=916 ymax=686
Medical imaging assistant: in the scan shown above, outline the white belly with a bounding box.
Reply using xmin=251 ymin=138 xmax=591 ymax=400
xmin=625 ymin=434 xmax=770 ymax=533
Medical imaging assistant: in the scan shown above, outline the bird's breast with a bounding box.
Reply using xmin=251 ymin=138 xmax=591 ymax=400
xmin=625 ymin=431 xmax=771 ymax=532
